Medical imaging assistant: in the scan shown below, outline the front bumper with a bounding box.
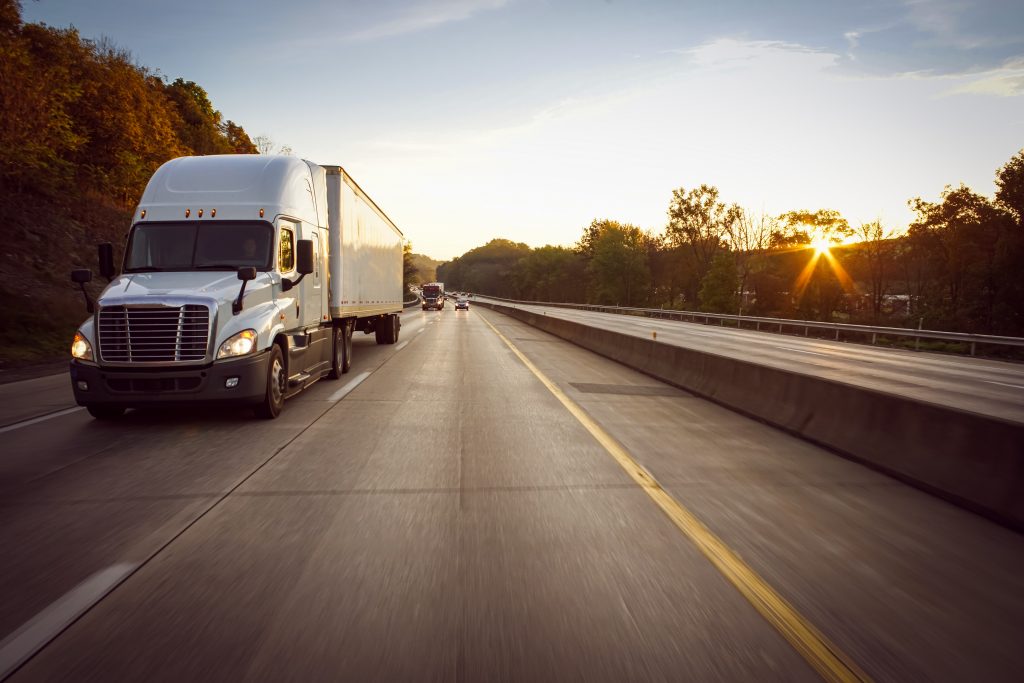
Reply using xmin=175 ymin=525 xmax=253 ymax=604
xmin=69 ymin=350 xmax=270 ymax=408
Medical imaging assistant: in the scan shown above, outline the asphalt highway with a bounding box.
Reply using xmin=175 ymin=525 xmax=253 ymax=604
xmin=1 ymin=306 xmax=1022 ymax=681
xmin=476 ymin=299 xmax=1024 ymax=424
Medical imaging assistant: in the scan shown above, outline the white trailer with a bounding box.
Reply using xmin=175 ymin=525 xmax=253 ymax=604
xmin=68 ymin=155 xmax=404 ymax=419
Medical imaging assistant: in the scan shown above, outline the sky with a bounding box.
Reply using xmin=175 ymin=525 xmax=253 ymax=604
xmin=22 ymin=0 xmax=1024 ymax=260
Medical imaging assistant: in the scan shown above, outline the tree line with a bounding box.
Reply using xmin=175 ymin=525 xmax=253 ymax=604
xmin=438 ymin=149 xmax=1024 ymax=336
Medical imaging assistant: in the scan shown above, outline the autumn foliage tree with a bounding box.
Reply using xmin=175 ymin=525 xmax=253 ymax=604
xmin=0 ymin=1 xmax=256 ymax=206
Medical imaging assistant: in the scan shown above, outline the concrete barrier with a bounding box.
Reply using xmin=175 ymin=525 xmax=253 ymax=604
xmin=477 ymin=301 xmax=1024 ymax=530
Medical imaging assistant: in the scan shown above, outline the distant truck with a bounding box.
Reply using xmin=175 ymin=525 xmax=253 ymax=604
xmin=68 ymin=155 xmax=404 ymax=419
xmin=421 ymin=282 xmax=445 ymax=310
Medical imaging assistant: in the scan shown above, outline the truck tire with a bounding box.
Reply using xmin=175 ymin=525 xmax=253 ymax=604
xmin=254 ymin=345 xmax=285 ymax=419
xmin=374 ymin=314 xmax=399 ymax=345
xmin=329 ymin=321 xmax=352 ymax=379
xmin=87 ymin=405 xmax=125 ymax=420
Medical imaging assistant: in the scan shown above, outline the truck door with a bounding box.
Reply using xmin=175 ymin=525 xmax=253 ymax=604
xmin=301 ymin=228 xmax=323 ymax=329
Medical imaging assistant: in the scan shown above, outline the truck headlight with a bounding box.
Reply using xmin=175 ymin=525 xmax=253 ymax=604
xmin=71 ymin=331 xmax=93 ymax=361
xmin=217 ymin=329 xmax=258 ymax=359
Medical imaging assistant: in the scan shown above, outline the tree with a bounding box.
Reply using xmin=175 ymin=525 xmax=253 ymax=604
xmin=853 ymin=220 xmax=896 ymax=322
xmin=698 ymin=251 xmax=739 ymax=313
xmin=253 ymin=134 xmax=292 ymax=155
xmin=586 ymin=220 xmax=650 ymax=306
xmin=222 ymin=120 xmax=258 ymax=154
xmin=0 ymin=19 xmax=86 ymax=195
xmin=729 ymin=208 xmax=775 ymax=314
xmin=402 ymin=241 xmax=417 ymax=293
xmin=996 ymin=148 xmax=1024 ymax=224
xmin=436 ymin=238 xmax=531 ymax=297
xmin=515 ymin=245 xmax=586 ymax=302
xmin=665 ymin=184 xmax=741 ymax=292
xmin=253 ymin=135 xmax=275 ymax=155
xmin=778 ymin=209 xmax=852 ymax=246
xmin=907 ymin=185 xmax=1014 ymax=331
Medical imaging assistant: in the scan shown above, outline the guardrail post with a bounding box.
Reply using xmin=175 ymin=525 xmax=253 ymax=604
xmin=970 ymin=341 xmax=976 ymax=356
xmin=872 ymin=332 xmax=877 ymax=345
xmin=756 ymin=322 xmax=760 ymax=331
xmin=915 ymin=336 xmax=920 ymax=351
xmin=835 ymin=329 xmax=840 ymax=341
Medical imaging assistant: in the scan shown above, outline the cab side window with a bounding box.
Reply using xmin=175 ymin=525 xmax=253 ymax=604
xmin=279 ymin=227 xmax=294 ymax=272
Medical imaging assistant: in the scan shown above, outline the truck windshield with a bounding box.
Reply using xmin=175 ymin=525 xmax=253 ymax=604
xmin=422 ymin=286 xmax=441 ymax=297
xmin=124 ymin=222 xmax=273 ymax=272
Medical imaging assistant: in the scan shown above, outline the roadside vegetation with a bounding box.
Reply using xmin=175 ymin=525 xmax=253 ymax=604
xmin=439 ymin=150 xmax=1024 ymax=340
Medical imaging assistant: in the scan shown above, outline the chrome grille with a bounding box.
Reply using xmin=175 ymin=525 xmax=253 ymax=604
xmin=98 ymin=305 xmax=210 ymax=362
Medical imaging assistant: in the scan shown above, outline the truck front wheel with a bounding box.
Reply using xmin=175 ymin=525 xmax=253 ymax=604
xmin=254 ymin=345 xmax=285 ymax=419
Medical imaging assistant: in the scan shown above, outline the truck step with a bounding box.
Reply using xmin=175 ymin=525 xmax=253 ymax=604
xmin=288 ymin=372 xmax=312 ymax=387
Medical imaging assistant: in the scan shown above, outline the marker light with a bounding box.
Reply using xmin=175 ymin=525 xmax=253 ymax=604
xmin=185 ymin=208 xmax=191 ymax=217
xmin=211 ymin=208 xmax=217 ymax=217
xmin=198 ymin=209 xmax=204 ymax=218
xmin=217 ymin=329 xmax=258 ymax=359
xmin=259 ymin=208 xmax=265 ymax=218
xmin=71 ymin=331 xmax=93 ymax=361
xmin=140 ymin=209 xmax=147 ymax=219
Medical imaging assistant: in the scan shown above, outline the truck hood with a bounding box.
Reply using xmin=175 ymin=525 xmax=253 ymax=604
xmin=98 ymin=271 xmax=275 ymax=314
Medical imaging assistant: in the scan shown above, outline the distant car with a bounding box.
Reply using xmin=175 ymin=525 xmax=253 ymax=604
xmin=455 ymin=298 xmax=469 ymax=310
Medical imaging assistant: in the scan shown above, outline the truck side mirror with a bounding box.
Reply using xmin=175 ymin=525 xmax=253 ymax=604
xmin=296 ymin=239 xmax=314 ymax=275
xmin=233 ymin=267 xmax=257 ymax=314
xmin=71 ymin=269 xmax=94 ymax=313
xmin=98 ymin=243 xmax=115 ymax=281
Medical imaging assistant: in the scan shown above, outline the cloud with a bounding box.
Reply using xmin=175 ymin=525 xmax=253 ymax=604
xmin=684 ymin=38 xmax=839 ymax=73
xmin=344 ymin=0 xmax=510 ymax=42
xmin=945 ymin=57 xmax=1024 ymax=96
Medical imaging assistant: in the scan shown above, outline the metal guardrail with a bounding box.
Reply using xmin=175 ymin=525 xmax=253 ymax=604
xmin=403 ymin=296 xmax=420 ymax=309
xmin=473 ymin=295 xmax=1024 ymax=356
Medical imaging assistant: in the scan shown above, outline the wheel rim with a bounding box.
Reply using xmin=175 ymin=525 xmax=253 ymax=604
xmin=270 ymin=355 xmax=284 ymax=406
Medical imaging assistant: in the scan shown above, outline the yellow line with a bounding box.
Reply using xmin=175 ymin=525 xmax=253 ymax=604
xmin=478 ymin=310 xmax=871 ymax=683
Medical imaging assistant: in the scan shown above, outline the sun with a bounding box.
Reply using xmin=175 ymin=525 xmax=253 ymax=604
xmin=810 ymin=235 xmax=831 ymax=255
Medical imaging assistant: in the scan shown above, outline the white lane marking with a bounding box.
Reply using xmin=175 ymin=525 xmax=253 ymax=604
xmin=327 ymin=371 xmax=371 ymax=402
xmin=395 ymin=341 xmax=409 ymax=352
xmin=984 ymin=380 xmax=1024 ymax=390
xmin=775 ymin=346 xmax=830 ymax=357
xmin=416 ymin=328 xmax=425 ymax=334
xmin=0 ymin=407 xmax=84 ymax=435
xmin=0 ymin=563 xmax=137 ymax=678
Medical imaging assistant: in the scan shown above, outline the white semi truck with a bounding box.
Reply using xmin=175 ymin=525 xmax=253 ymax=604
xmin=68 ymin=154 xmax=404 ymax=419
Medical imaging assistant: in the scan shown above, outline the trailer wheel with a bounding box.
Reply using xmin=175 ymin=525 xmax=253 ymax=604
xmin=254 ymin=345 xmax=285 ymax=419
xmin=87 ymin=405 xmax=125 ymax=420
xmin=329 ymin=321 xmax=352 ymax=379
xmin=374 ymin=314 xmax=399 ymax=345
